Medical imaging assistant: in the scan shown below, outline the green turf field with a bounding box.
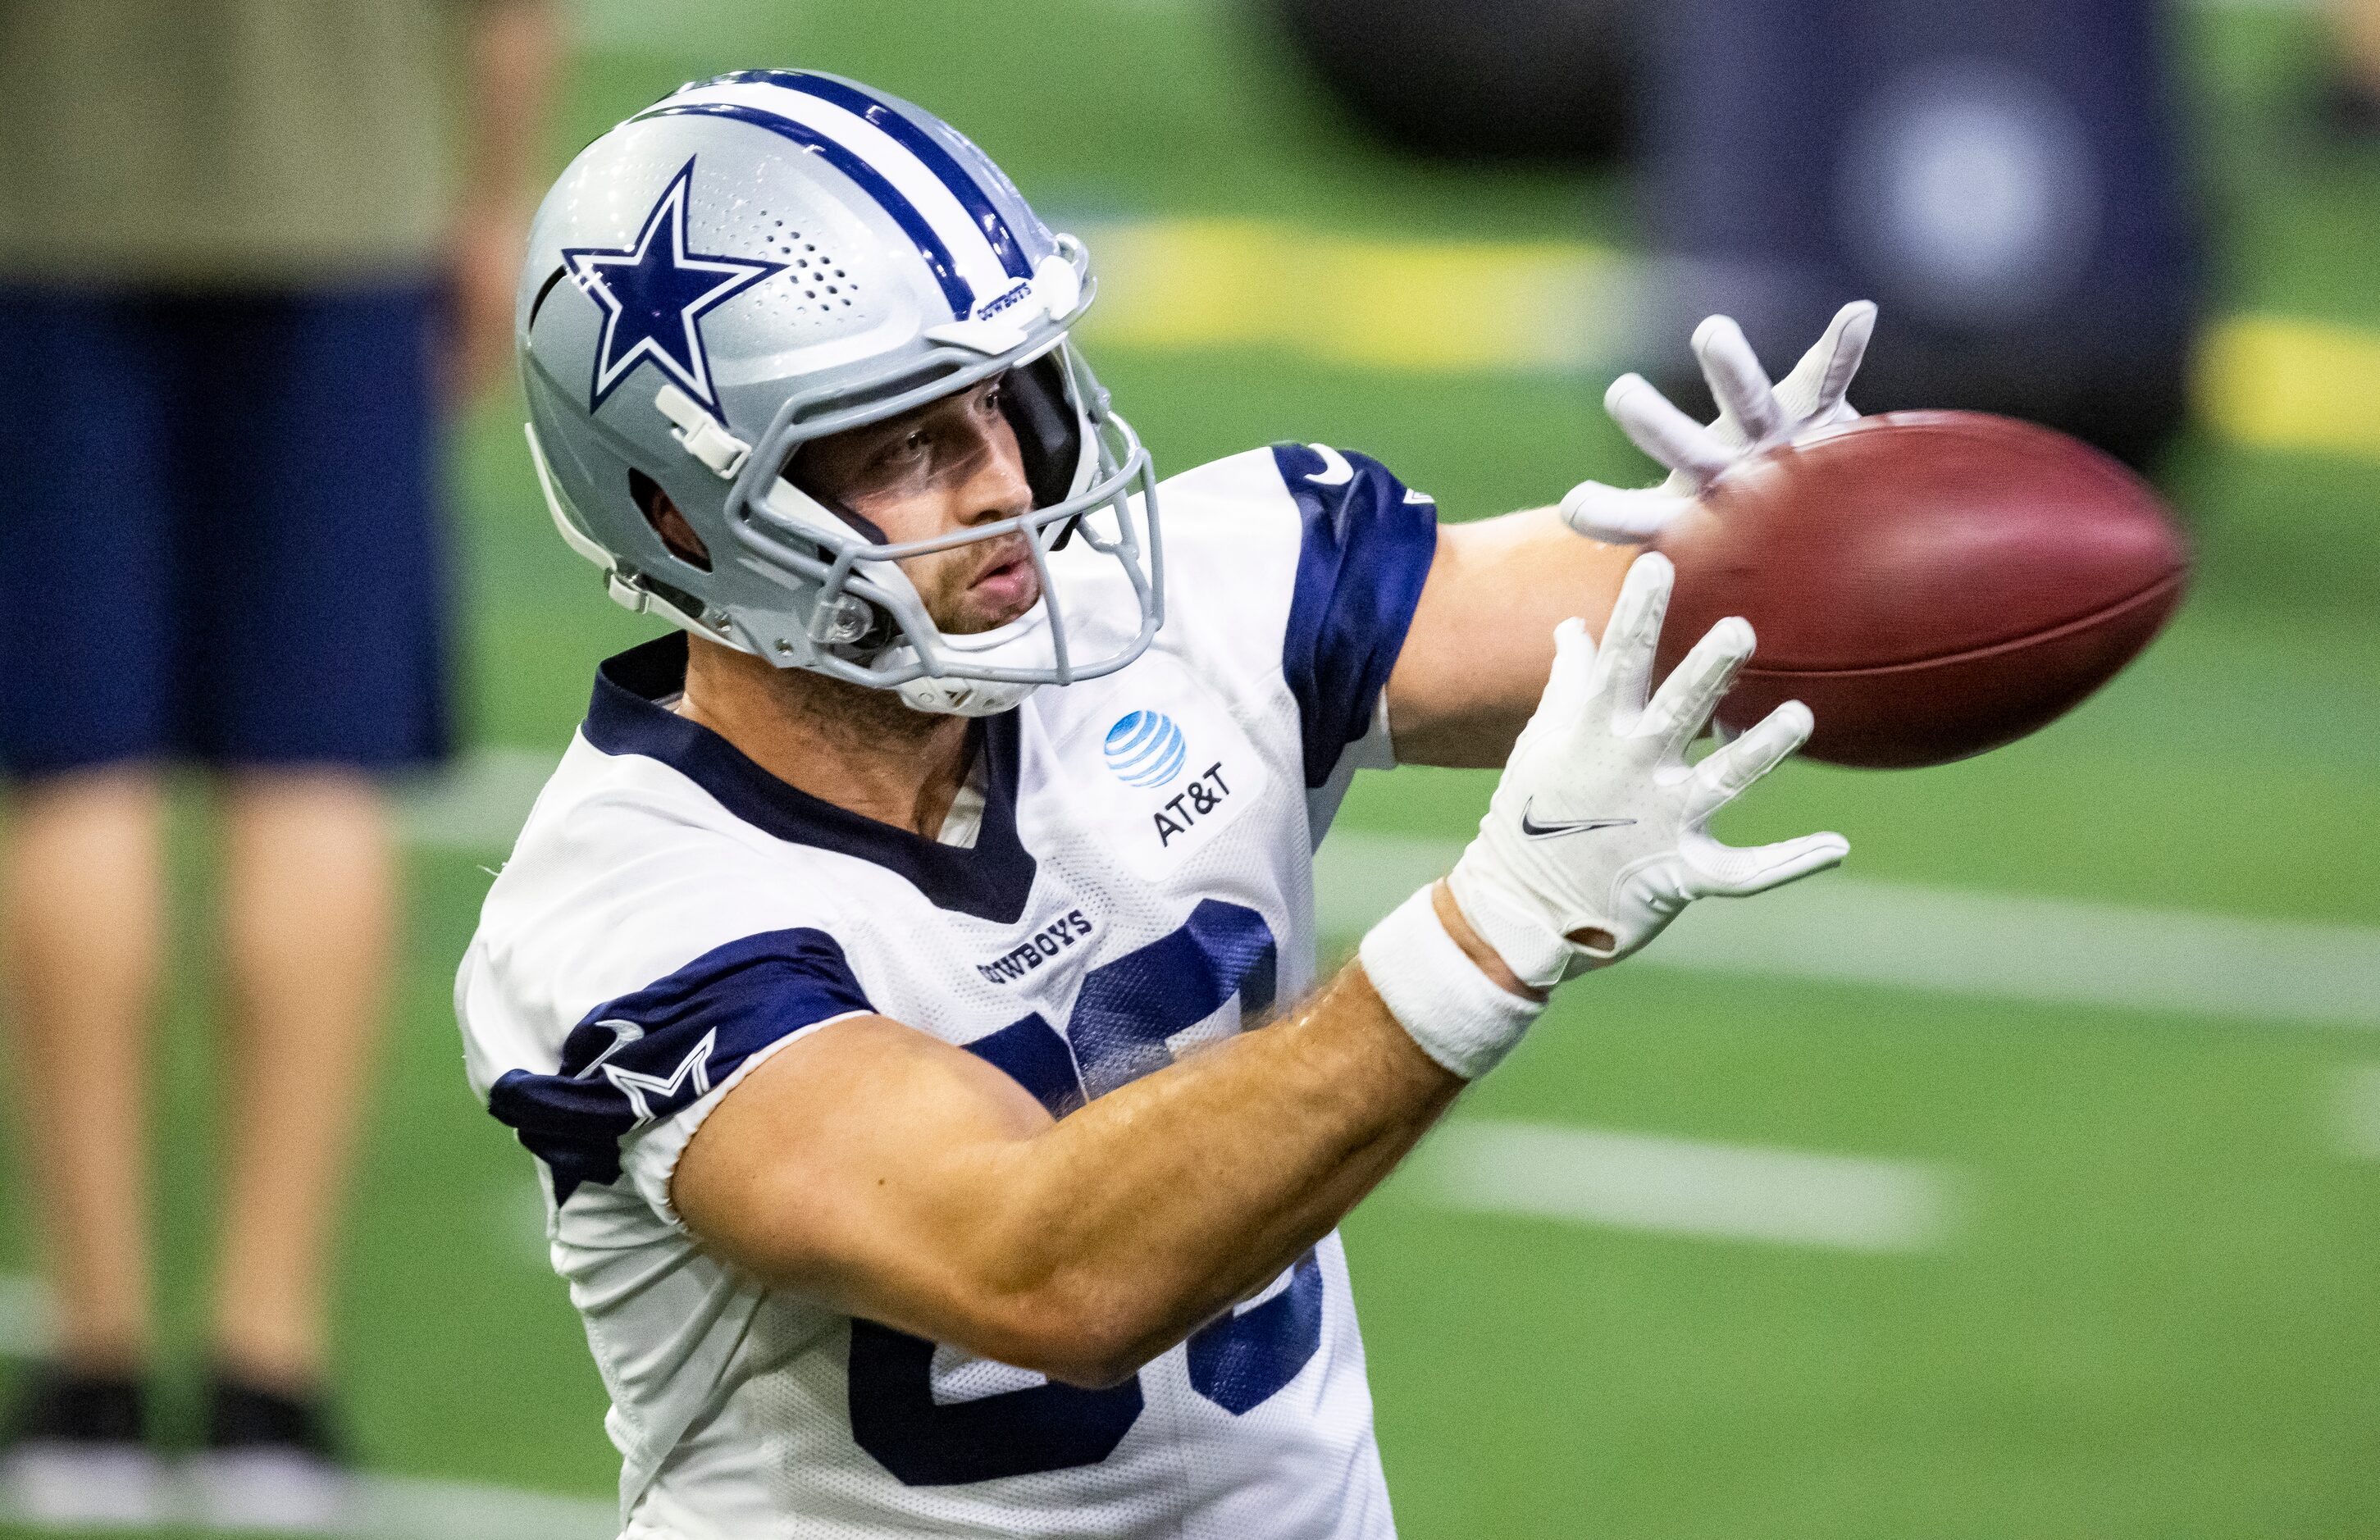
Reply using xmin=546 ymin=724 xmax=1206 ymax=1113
xmin=7 ymin=2 xmax=2380 ymax=1535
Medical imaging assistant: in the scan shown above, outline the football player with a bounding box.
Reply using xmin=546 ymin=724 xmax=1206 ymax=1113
xmin=460 ymin=71 xmax=1871 ymax=1538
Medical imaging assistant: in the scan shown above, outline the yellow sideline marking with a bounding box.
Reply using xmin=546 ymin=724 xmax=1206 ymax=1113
xmin=2196 ymin=312 xmax=2380 ymax=458
xmin=1073 ymin=216 xmax=2380 ymax=458
xmin=1076 ymin=217 xmax=1635 ymax=375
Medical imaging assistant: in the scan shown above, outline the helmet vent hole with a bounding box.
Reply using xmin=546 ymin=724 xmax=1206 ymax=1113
xmin=628 ymin=468 xmax=711 ymax=572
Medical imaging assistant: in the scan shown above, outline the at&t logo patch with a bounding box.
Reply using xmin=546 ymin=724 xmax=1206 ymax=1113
xmin=1070 ymin=659 xmax=1270 ymax=881
xmin=1150 ymin=763 xmax=1232 ymax=848
xmin=1103 ymin=710 xmax=1187 ymax=788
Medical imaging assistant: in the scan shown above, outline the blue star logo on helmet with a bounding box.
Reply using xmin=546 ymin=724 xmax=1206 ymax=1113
xmin=1103 ymin=711 xmax=1188 ymax=789
xmin=562 ymin=157 xmax=785 ymax=412
xmin=520 ymin=79 xmax=1166 ymax=717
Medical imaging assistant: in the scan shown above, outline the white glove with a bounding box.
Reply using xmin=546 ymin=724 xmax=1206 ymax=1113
xmin=1445 ymin=552 xmax=1848 ymax=990
xmin=1359 ymin=554 xmax=1847 ymax=1078
xmin=1560 ymin=301 xmax=1877 ymax=544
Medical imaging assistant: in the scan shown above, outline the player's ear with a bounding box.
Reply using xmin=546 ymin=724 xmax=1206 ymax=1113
xmin=629 ymin=468 xmax=711 ymax=572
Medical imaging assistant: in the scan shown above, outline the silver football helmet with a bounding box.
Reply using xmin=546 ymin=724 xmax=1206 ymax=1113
xmin=517 ymin=70 xmax=1161 ymax=715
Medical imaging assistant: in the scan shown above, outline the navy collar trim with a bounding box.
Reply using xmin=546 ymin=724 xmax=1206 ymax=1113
xmin=584 ymin=635 xmax=1039 ymax=924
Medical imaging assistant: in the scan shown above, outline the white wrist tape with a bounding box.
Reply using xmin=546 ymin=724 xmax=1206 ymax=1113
xmin=1357 ymin=886 xmax=1545 ymax=1081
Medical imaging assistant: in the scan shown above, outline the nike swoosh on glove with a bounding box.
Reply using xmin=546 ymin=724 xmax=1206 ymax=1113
xmin=1560 ymin=300 xmax=1876 ymax=544
xmin=1445 ymin=551 xmax=1849 ymax=989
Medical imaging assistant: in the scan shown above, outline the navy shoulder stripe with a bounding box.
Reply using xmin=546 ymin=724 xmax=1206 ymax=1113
xmin=487 ymin=927 xmax=871 ymax=1205
xmin=1273 ymin=444 xmax=1439 ymax=788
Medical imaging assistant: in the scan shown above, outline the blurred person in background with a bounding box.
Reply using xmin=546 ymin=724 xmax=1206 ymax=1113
xmin=0 ymin=0 xmax=557 ymax=1528
xmin=2331 ymin=0 xmax=2380 ymax=130
xmin=1634 ymin=0 xmax=2201 ymax=467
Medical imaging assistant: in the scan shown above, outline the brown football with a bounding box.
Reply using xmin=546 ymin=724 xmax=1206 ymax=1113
xmin=1650 ymin=411 xmax=2191 ymax=769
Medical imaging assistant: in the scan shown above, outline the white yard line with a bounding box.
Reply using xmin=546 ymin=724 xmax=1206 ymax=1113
xmin=494 ymin=1180 xmax=559 ymax=1271
xmin=1416 ymin=1120 xmax=1956 ymax=1253
xmin=395 ymin=747 xmax=559 ymax=852
xmin=2331 ymin=1064 xmax=2380 ymax=1160
xmin=1314 ymin=831 xmax=2380 ymax=1031
xmin=0 ymin=1273 xmax=51 ymax=1359
xmin=400 ymin=757 xmax=2380 ymax=1030
xmin=348 ymin=1474 xmax=615 ymax=1540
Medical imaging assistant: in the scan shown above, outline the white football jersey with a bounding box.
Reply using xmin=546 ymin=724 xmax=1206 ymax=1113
xmin=457 ymin=444 xmax=1439 ymax=1539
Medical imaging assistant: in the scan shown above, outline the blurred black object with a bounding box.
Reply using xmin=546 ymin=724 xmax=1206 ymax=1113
xmin=2324 ymin=75 xmax=2380 ymax=141
xmin=1638 ymin=0 xmax=2204 ymax=468
xmin=1269 ymin=0 xmax=1639 ymax=163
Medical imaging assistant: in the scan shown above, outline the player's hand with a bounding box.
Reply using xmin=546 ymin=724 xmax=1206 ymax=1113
xmin=1558 ymin=301 xmax=1877 ymax=544
xmin=1444 ymin=552 xmax=1848 ymax=989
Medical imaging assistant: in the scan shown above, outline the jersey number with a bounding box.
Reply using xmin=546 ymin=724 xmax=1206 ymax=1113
xmin=847 ymin=901 xmax=1325 ymax=1485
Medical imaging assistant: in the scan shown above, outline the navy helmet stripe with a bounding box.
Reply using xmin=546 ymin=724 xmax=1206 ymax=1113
xmin=714 ymin=70 xmax=1035 ymax=284
xmin=632 ymin=101 xmax=976 ymax=319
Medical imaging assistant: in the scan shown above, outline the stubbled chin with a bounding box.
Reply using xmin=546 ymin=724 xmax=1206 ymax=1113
xmin=935 ymin=572 xmax=1042 ymax=636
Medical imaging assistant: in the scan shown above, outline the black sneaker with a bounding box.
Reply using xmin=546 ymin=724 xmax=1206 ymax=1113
xmin=2325 ymin=75 xmax=2380 ymax=144
xmin=185 ymin=1374 xmax=354 ymax=1533
xmin=0 ymin=1364 xmax=170 ymax=1526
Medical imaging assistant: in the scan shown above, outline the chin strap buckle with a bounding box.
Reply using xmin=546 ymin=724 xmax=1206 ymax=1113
xmin=654 ymin=385 xmax=751 ymax=480
xmin=606 ymin=570 xmax=653 ymax=614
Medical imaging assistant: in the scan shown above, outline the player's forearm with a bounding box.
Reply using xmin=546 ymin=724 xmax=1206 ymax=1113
xmin=677 ymin=907 xmax=1513 ymax=1387
xmin=876 ymin=965 xmax=1460 ymax=1385
xmin=1008 ymin=965 xmax=1454 ymax=1363
xmin=1386 ymin=508 xmax=1632 ymax=768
